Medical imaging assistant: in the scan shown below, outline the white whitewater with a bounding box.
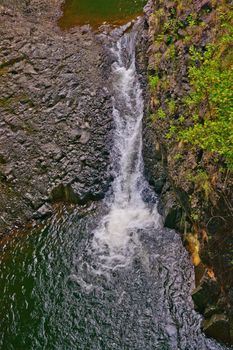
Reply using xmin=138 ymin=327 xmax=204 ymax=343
xmin=91 ymin=26 xmax=161 ymax=272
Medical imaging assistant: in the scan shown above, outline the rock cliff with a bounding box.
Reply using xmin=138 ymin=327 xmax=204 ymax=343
xmin=143 ymin=0 xmax=233 ymax=345
xmin=0 ymin=0 xmax=113 ymax=236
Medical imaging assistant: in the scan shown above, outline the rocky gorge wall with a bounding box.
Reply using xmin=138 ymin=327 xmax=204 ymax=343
xmin=0 ymin=0 xmax=113 ymax=236
xmin=0 ymin=0 xmax=233 ymax=346
xmin=143 ymin=0 xmax=233 ymax=345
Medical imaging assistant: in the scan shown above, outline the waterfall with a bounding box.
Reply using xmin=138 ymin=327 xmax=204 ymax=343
xmin=91 ymin=25 xmax=161 ymax=272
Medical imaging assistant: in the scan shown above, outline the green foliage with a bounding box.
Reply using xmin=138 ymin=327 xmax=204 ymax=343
xmin=162 ymin=16 xmax=185 ymax=44
xmin=179 ymin=44 xmax=233 ymax=169
xmin=178 ymin=115 xmax=185 ymax=124
xmin=150 ymin=107 xmax=166 ymax=122
xmin=157 ymin=107 xmax=166 ymax=119
xmin=165 ymin=44 xmax=176 ymax=60
xmin=191 ymin=213 xmax=199 ymax=222
xmin=167 ymin=98 xmax=176 ymax=114
xmin=174 ymin=152 xmax=183 ymax=161
xmin=149 ymin=74 xmax=159 ymax=90
xmin=187 ymin=169 xmax=211 ymax=199
xmin=149 ymin=0 xmax=233 ymax=170
xmin=166 ymin=123 xmax=177 ymax=139
xmin=186 ymin=14 xmax=197 ymax=27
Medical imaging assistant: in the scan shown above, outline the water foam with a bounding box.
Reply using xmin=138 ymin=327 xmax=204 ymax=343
xmin=90 ymin=25 xmax=161 ymax=272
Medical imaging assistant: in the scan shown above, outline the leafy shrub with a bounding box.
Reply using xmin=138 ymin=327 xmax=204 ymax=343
xmin=179 ymin=45 xmax=233 ymax=169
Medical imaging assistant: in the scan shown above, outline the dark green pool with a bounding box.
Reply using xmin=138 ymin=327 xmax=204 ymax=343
xmin=0 ymin=206 xmax=226 ymax=349
xmin=58 ymin=0 xmax=147 ymax=30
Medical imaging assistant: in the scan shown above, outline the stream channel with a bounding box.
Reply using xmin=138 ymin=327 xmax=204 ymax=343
xmin=0 ymin=4 xmax=230 ymax=350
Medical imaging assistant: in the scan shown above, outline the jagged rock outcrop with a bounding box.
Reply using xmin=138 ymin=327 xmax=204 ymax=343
xmin=143 ymin=0 xmax=233 ymax=345
xmin=0 ymin=0 xmax=113 ymax=236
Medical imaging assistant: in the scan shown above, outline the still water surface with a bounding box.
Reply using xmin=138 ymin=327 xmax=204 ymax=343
xmin=59 ymin=0 xmax=147 ymax=29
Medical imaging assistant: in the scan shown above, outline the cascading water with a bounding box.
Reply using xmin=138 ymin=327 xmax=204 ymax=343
xmin=90 ymin=25 xmax=161 ymax=274
xmin=0 ymin=21 xmax=230 ymax=350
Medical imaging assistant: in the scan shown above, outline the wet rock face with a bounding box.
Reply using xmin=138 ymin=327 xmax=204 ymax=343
xmin=192 ymin=271 xmax=221 ymax=314
xmin=142 ymin=0 xmax=233 ymax=345
xmin=191 ymin=271 xmax=233 ymax=344
xmin=203 ymin=314 xmax=232 ymax=345
xmin=0 ymin=0 xmax=113 ymax=236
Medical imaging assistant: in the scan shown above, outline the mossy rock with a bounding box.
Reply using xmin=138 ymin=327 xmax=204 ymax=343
xmin=191 ymin=271 xmax=220 ymax=313
xmin=203 ymin=314 xmax=231 ymax=345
